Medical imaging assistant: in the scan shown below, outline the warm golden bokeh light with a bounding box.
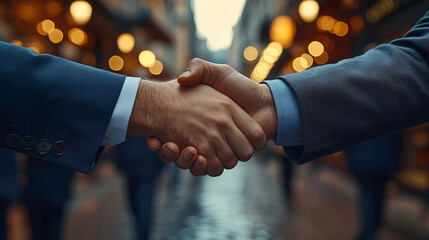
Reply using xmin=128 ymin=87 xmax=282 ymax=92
xmin=317 ymin=16 xmax=336 ymax=32
xmin=267 ymin=42 xmax=283 ymax=57
xmin=70 ymin=1 xmax=92 ymax=25
xmin=308 ymin=41 xmax=324 ymax=57
xmin=334 ymin=21 xmax=349 ymax=36
xmin=117 ymin=33 xmax=135 ymax=54
xmin=298 ymin=0 xmax=320 ymax=23
xmin=300 ymin=53 xmax=313 ymax=68
xmin=28 ymin=46 xmax=40 ymax=54
xmin=36 ymin=22 xmax=47 ymax=36
xmin=314 ymin=51 xmax=329 ymax=65
xmin=41 ymin=19 xmax=55 ymax=34
xmin=243 ymin=46 xmax=258 ymax=61
xmin=109 ymin=55 xmax=124 ymax=71
xmin=68 ymin=28 xmax=87 ymax=46
xmin=149 ymin=60 xmax=164 ymax=75
xmin=48 ymin=28 xmax=63 ymax=44
xmin=139 ymin=50 xmax=156 ymax=68
xmin=11 ymin=40 xmax=23 ymax=46
xmin=292 ymin=57 xmax=306 ymax=72
xmin=270 ymin=15 xmax=296 ymax=48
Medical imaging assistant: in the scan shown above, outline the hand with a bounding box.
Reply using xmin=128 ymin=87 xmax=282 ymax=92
xmin=128 ymin=79 xmax=267 ymax=176
xmin=147 ymin=58 xmax=278 ymax=169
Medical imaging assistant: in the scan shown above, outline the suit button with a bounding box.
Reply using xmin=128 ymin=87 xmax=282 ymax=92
xmin=7 ymin=133 xmax=21 ymax=147
xmin=35 ymin=139 xmax=51 ymax=155
xmin=53 ymin=140 xmax=67 ymax=156
xmin=20 ymin=136 xmax=36 ymax=150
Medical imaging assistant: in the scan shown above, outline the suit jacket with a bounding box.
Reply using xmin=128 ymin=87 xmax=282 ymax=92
xmin=0 ymin=41 xmax=125 ymax=173
xmin=114 ymin=135 xmax=164 ymax=180
xmin=0 ymin=149 xmax=20 ymax=199
xmin=279 ymin=11 xmax=429 ymax=164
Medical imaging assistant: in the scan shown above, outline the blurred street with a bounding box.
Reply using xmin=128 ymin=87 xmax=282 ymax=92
xmin=7 ymin=152 xmax=429 ymax=240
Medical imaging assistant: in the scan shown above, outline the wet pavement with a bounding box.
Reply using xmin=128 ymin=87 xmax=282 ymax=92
xmin=9 ymin=152 xmax=429 ymax=240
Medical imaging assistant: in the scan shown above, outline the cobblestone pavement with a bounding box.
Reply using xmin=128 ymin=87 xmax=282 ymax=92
xmin=58 ymin=153 xmax=429 ymax=240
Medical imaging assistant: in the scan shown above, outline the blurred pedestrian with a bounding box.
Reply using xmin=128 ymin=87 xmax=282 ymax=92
xmin=25 ymin=157 xmax=74 ymax=240
xmin=346 ymin=134 xmax=401 ymax=240
xmin=114 ymin=136 xmax=164 ymax=240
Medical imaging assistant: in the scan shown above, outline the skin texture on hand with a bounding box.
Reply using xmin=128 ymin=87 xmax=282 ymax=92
xmin=147 ymin=58 xmax=278 ymax=175
xmin=128 ymin=79 xmax=266 ymax=176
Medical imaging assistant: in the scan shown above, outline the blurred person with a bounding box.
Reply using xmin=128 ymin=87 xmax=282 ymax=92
xmin=24 ymin=157 xmax=74 ymax=240
xmin=346 ymin=134 xmax=401 ymax=240
xmin=150 ymin=10 xmax=429 ymax=171
xmin=113 ymin=136 xmax=164 ymax=240
xmin=0 ymin=150 xmax=21 ymax=240
xmin=0 ymin=41 xmax=267 ymax=177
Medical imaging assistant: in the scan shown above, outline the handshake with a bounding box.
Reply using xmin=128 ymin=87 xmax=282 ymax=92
xmin=127 ymin=58 xmax=278 ymax=177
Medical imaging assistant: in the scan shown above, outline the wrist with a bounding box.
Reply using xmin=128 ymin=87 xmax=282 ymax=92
xmin=258 ymin=84 xmax=278 ymax=139
xmin=127 ymin=80 xmax=160 ymax=136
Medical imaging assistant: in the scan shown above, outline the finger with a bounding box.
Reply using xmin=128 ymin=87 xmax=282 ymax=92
xmin=204 ymin=149 xmax=224 ymax=177
xmin=175 ymin=146 xmax=198 ymax=169
xmin=158 ymin=142 xmax=180 ymax=163
xmin=230 ymin=104 xmax=267 ymax=152
xmin=189 ymin=155 xmax=208 ymax=176
xmin=215 ymin=140 xmax=238 ymax=170
xmin=225 ymin=124 xmax=254 ymax=162
xmin=146 ymin=136 xmax=162 ymax=151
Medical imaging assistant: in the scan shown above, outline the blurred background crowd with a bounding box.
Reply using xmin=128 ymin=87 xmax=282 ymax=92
xmin=1 ymin=0 xmax=429 ymax=239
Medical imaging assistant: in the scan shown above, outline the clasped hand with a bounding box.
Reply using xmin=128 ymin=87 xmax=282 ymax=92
xmin=129 ymin=59 xmax=278 ymax=176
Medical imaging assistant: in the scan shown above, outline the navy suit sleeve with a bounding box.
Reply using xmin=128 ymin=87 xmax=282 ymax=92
xmin=0 ymin=42 xmax=126 ymax=173
xmin=277 ymin=11 xmax=429 ymax=164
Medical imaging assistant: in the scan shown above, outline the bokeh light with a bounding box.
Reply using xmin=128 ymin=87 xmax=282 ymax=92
xmin=70 ymin=1 xmax=92 ymax=25
xmin=270 ymin=15 xmax=296 ymax=48
xmin=292 ymin=57 xmax=306 ymax=72
xmin=11 ymin=40 xmax=22 ymax=46
xmin=139 ymin=50 xmax=156 ymax=68
xmin=300 ymin=53 xmax=313 ymax=68
xmin=48 ymin=28 xmax=63 ymax=44
xmin=308 ymin=41 xmax=324 ymax=57
xmin=243 ymin=46 xmax=258 ymax=61
xmin=109 ymin=55 xmax=124 ymax=71
xmin=117 ymin=33 xmax=135 ymax=54
xmin=41 ymin=19 xmax=55 ymax=34
xmin=298 ymin=0 xmax=320 ymax=23
xmin=334 ymin=21 xmax=349 ymax=36
xmin=68 ymin=28 xmax=87 ymax=46
xmin=149 ymin=60 xmax=164 ymax=75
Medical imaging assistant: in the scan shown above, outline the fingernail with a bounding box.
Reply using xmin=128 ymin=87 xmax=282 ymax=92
xmin=178 ymin=71 xmax=191 ymax=78
xmin=184 ymin=149 xmax=194 ymax=161
xmin=163 ymin=147 xmax=175 ymax=158
xmin=193 ymin=159 xmax=202 ymax=170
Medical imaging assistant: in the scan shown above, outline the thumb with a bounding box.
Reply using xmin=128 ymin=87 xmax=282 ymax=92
xmin=177 ymin=58 xmax=223 ymax=87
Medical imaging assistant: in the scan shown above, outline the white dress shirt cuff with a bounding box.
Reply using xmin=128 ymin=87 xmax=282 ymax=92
xmin=102 ymin=76 xmax=141 ymax=146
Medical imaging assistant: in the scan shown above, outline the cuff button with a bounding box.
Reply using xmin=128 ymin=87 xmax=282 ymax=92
xmin=35 ymin=139 xmax=51 ymax=155
xmin=54 ymin=140 xmax=67 ymax=156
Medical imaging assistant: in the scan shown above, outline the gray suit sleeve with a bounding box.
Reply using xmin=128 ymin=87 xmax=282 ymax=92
xmin=277 ymin=11 xmax=429 ymax=164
